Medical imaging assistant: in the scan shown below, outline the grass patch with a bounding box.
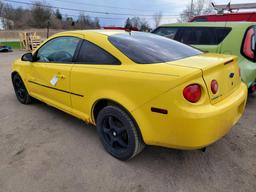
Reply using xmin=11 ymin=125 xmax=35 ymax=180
xmin=0 ymin=41 xmax=21 ymax=49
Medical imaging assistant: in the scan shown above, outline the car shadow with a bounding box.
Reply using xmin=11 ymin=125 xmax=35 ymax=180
xmin=30 ymin=100 xmax=230 ymax=164
xmin=18 ymin=94 xmax=255 ymax=192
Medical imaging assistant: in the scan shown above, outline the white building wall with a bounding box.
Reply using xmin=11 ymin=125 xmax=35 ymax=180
xmin=0 ymin=17 xmax=4 ymax=30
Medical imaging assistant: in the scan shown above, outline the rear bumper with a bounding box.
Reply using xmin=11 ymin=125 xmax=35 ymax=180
xmin=132 ymin=83 xmax=248 ymax=149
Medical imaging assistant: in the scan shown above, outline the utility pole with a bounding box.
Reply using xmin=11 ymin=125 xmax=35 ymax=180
xmin=190 ymin=0 xmax=194 ymax=19
xmin=46 ymin=20 xmax=50 ymax=38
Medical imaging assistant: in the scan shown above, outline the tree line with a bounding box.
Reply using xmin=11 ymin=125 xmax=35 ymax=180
xmin=0 ymin=0 xmax=154 ymax=31
xmin=0 ymin=1 xmax=100 ymax=30
xmin=0 ymin=0 xmax=214 ymax=30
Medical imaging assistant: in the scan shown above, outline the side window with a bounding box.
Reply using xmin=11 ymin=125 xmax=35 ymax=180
xmin=36 ymin=36 xmax=80 ymax=63
xmin=180 ymin=27 xmax=231 ymax=45
xmin=76 ymin=40 xmax=120 ymax=65
xmin=152 ymin=27 xmax=179 ymax=40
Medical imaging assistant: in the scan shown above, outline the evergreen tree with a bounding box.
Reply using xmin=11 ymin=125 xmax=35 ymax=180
xmin=55 ymin=9 xmax=62 ymax=20
xmin=124 ymin=17 xmax=132 ymax=29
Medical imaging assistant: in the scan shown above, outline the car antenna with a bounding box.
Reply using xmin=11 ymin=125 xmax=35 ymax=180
xmin=125 ymin=26 xmax=132 ymax=36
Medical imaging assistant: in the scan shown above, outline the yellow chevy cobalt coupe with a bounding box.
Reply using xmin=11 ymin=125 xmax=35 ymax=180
xmin=12 ymin=30 xmax=247 ymax=160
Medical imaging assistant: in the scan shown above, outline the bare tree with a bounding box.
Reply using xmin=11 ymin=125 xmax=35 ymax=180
xmin=10 ymin=7 xmax=31 ymax=29
xmin=153 ymin=11 xmax=162 ymax=28
xmin=1 ymin=3 xmax=16 ymax=29
xmin=77 ymin=13 xmax=91 ymax=29
xmin=76 ymin=13 xmax=100 ymax=29
xmin=178 ymin=0 xmax=215 ymax=22
xmin=140 ymin=18 xmax=150 ymax=31
xmin=30 ymin=1 xmax=52 ymax=28
xmin=0 ymin=0 xmax=4 ymax=17
xmin=50 ymin=14 xmax=62 ymax=29
xmin=93 ymin=17 xmax=100 ymax=28
xmin=0 ymin=0 xmax=100 ymax=30
xmin=62 ymin=16 xmax=75 ymax=29
xmin=124 ymin=17 xmax=150 ymax=31
xmin=193 ymin=0 xmax=213 ymax=15
xmin=130 ymin=17 xmax=141 ymax=29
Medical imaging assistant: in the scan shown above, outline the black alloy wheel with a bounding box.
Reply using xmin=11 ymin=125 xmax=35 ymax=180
xmin=96 ymin=105 xmax=144 ymax=160
xmin=12 ymin=74 xmax=32 ymax=104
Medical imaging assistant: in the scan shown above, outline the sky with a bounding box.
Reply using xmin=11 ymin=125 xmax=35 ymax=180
xmin=4 ymin=0 xmax=256 ymax=27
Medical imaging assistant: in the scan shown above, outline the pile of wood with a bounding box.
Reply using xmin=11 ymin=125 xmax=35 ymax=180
xmin=19 ymin=32 xmax=42 ymax=51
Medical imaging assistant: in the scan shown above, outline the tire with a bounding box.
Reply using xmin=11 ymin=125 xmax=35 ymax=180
xmin=96 ymin=105 xmax=145 ymax=160
xmin=12 ymin=73 xmax=32 ymax=104
xmin=249 ymin=82 xmax=256 ymax=94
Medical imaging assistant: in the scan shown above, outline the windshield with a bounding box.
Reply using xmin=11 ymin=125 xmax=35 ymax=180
xmin=108 ymin=32 xmax=202 ymax=64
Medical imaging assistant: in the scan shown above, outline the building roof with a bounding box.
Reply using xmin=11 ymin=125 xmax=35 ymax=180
xmin=159 ymin=22 xmax=256 ymax=28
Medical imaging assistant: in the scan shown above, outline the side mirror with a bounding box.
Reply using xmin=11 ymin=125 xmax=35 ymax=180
xmin=21 ymin=53 xmax=34 ymax=62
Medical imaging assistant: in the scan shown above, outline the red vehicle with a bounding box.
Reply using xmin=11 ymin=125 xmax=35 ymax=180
xmin=190 ymin=12 xmax=256 ymax=22
xmin=103 ymin=26 xmax=139 ymax=31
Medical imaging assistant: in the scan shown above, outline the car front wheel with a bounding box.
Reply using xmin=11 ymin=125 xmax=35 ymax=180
xmin=12 ymin=73 xmax=32 ymax=104
xmin=96 ymin=105 xmax=144 ymax=160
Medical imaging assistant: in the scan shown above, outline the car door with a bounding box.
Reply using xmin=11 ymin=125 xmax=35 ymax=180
xmin=27 ymin=35 xmax=82 ymax=113
xmin=70 ymin=39 xmax=121 ymax=121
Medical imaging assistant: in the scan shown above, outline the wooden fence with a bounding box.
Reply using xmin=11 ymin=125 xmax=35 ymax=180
xmin=0 ymin=29 xmax=64 ymax=41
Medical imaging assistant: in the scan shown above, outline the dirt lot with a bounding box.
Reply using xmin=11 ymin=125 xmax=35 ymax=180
xmin=0 ymin=51 xmax=255 ymax=192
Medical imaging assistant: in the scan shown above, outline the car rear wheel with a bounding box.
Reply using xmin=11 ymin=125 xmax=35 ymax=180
xmin=12 ymin=73 xmax=32 ymax=104
xmin=96 ymin=105 xmax=144 ymax=160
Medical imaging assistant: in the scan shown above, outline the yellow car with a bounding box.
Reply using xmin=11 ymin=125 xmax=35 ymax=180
xmin=12 ymin=30 xmax=247 ymax=160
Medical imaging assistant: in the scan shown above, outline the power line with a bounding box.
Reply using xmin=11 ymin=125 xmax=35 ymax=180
xmin=64 ymin=13 xmax=178 ymax=20
xmin=64 ymin=13 xmax=128 ymax=20
xmin=50 ymin=0 xmax=158 ymax=12
xmin=3 ymin=0 xmax=180 ymax=17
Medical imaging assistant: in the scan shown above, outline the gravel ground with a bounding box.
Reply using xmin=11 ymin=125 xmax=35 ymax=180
xmin=0 ymin=51 xmax=255 ymax=192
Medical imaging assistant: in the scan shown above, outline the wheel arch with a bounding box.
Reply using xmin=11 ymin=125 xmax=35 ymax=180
xmin=92 ymin=98 xmax=131 ymax=123
xmin=91 ymin=98 xmax=144 ymax=142
xmin=11 ymin=71 xmax=19 ymax=79
xmin=11 ymin=71 xmax=26 ymax=86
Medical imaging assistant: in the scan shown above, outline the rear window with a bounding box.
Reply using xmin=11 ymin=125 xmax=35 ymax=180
xmin=108 ymin=32 xmax=202 ymax=64
xmin=179 ymin=27 xmax=231 ymax=45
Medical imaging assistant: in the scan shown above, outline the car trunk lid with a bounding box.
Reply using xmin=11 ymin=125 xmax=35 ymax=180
xmin=167 ymin=53 xmax=241 ymax=104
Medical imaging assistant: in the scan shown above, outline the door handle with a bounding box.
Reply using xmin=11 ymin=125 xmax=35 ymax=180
xmin=56 ymin=74 xmax=66 ymax=79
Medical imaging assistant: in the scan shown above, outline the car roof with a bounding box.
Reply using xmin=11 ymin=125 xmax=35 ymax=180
xmin=159 ymin=22 xmax=256 ymax=28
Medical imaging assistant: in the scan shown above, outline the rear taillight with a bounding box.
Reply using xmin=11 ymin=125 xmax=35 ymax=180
xmin=183 ymin=84 xmax=201 ymax=103
xmin=242 ymin=27 xmax=255 ymax=61
xmin=211 ymin=80 xmax=218 ymax=94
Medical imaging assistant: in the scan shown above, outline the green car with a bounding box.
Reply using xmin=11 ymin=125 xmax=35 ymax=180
xmin=152 ymin=22 xmax=256 ymax=91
